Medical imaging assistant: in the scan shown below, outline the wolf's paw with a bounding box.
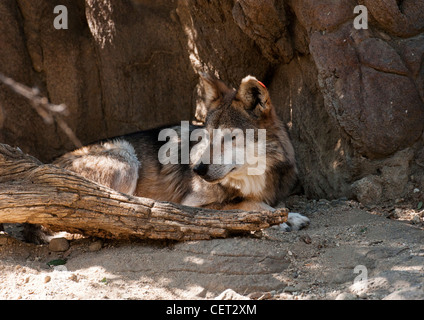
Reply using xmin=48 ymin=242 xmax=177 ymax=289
xmin=279 ymin=212 xmax=310 ymax=232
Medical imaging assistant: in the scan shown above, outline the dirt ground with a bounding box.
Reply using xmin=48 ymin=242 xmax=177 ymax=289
xmin=1 ymin=196 xmax=423 ymax=300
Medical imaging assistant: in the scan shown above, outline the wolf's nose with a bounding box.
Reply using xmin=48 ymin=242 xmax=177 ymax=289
xmin=193 ymin=163 xmax=208 ymax=177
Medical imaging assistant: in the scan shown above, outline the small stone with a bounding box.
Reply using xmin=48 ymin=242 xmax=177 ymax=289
xmin=49 ymin=237 xmax=69 ymax=252
xmin=351 ymin=176 xmax=382 ymax=205
xmin=412 ymin=215 xmax=421 ymax=224
xmin=283 ymin=286 xmax=297 ymax=293
xmin=318 ymin=199 xmax=330 ymax=205
xmin=89 ymin=240 xmax=103 ymax=252
xmin=68 ymin=274 xmax=78 ymax=282
xmin=44 ymin=276 xmax=51 ymax=283
xmin=214 ymin=289 xmax=250 ymax=300
xmin=248 ymin=292 xmax=263 ymax=300
xmin=0 ymin=235 xmax=8 ymax=245
xmin=251 ymin=230 xmax=263 ymax=238
xmin=358 ymin=292 xmax=368 ymax=299
xmin=300 ymin=234 xmax=312 ymax=244
xmin=258 ymin=292 xmax=272 ymax=300
xmin=335 ymin=292 xmax=357 ymax=300
xmin=393 ymin=208 xmax=403 ymax=219
xmin=53 ymin=265 xmax=68 ymax=272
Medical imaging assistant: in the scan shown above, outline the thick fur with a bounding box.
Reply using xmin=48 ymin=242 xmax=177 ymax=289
xmin=54 ymin=140 xmax=140 ymax=195
xmin=52 ymin=74 xmax=309 ymax=234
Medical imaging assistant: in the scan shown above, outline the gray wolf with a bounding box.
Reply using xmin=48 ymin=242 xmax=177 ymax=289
xmin=53 ymin=74 xmax=309 ymax=232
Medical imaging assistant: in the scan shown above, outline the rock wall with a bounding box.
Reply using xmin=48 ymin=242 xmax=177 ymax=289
xmin=0 ymin=0 xmax=423 ymax=203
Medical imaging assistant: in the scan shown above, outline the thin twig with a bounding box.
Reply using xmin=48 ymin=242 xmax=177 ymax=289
xmin=0 ymin=73 xmax=82 ymax=148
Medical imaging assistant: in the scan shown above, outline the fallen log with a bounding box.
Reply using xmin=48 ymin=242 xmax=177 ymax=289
xmin=0 ymin=143 xmax=287 ymax=241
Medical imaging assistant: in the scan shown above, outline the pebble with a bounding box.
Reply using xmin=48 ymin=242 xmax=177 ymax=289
xmin=0 ymin=235 xmax=8 ymax=245
xmin=257 ymin=292 xmax=272 ymax=300
xmin=49 ymin=238 xmax=69 ymax=252
xmin=300 ymin=234 xmax=312 ymax=244
xmin=89 ymin=240 xmax=103 ymax=252
xmin=283 ymin=286 xmax=298 ymax=293
xmin=53 ymin=265 xmax=68 ymax=272
xmin=68 ymin=274 xmax=78 ymax=282
xmin=248 ymin=292 xmax=263 ymax=300
xmin=44 ymin=276 xmax=51 ymax=283
xmin=214 ymin=289 xmax=250 ymax=300
xmin=358 ymin=292 xmax=368 ymax=299
xmin=318 ymin=199 xmax=330 ymax=206
xmin=245 ymin=292 xmax=273 ymax=300
xmin=412 ymin=215 xmax=421 ymax=224
xmin=335 ymin=292 xmax=357 ymax=300
xmin=393 ymin=208 xmax=403 ymax=219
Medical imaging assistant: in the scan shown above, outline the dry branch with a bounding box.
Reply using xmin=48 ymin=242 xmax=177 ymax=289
xmin=0 ymin=143 xmax=287 ymax=241
xmin=0 ymin=73 xmax=82 ymax=148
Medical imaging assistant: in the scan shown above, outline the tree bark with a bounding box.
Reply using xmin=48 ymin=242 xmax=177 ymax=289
xmin=0 ymin=143 xmax=287 ymax=241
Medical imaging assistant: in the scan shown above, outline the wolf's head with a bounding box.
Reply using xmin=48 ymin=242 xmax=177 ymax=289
xmin=192 ymin=74 xmax=278 ymax=186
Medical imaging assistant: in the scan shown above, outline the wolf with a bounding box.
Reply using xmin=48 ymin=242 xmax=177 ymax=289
xmin=52 ymin=74 xmax=309 ymax=233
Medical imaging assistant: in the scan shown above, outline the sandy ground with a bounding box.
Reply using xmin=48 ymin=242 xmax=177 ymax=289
xmin=1 ymin=196 xmax=423 ymax=300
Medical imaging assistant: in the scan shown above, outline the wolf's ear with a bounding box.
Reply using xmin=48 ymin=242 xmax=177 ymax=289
xmin=236 ymin=76 xmax=271 ymax=115
xmin=199 ymin=73 xmax=232 ymax=108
